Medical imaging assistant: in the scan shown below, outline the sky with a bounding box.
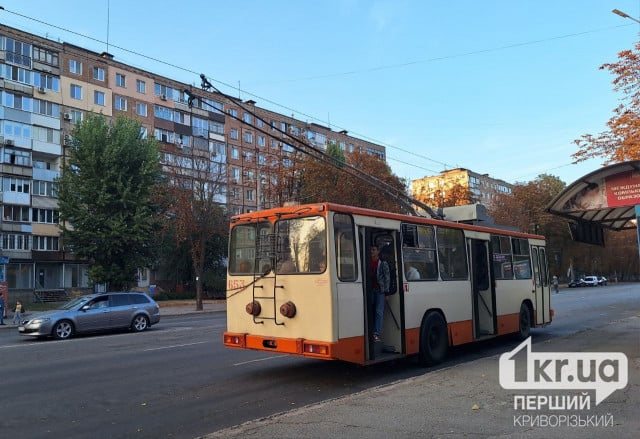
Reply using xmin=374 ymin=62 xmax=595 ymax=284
xmin=2 ymin=0 xmax=640 ymax=186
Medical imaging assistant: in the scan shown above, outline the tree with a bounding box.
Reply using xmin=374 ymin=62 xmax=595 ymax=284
xmin=158 ymin=136 xmax=228 ymax=310
xmin=489 ymin=174 xmax=570 ymax=277
xmin=57 ymin=114 xmax=162 ymax=290
xmin=300 ymin=145 xmax=407 ymax=213
xmin=573 ymin=41 xmax=640 ymax=163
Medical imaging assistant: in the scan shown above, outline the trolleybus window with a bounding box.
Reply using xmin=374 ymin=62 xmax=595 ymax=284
xmin=512 ymin=238 xmax=532 ymax=279
xmin=436 ymin=227 xmax=468 ymax=280
xmin=491 ymin=235 xmax=513 ymax=279
xmin=229 ymin=222 xmax=272 ymax=274
xmin=333 ymin=213 xmax=356 ymax=281
xmin=274 ymin=216 xmax=326 ymax=274
xmin=401 ymin=224 xmax=438 ymax=281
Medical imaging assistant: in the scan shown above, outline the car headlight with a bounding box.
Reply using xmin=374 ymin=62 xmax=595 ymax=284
xmin=30 ymin=318 xmax=51 ymax=324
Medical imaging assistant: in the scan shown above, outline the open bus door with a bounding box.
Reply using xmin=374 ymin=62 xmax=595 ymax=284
xmin=469 ymin=238 xmax=497 ymax=338
xmin=360 ymin=227 xmax=403 ymax=362
xmin=530 ymin=246 xmax=551 ymax=325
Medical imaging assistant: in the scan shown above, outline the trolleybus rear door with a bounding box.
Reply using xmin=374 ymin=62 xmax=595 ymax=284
xmin=469 ymin=238 xmax=496 ymax=338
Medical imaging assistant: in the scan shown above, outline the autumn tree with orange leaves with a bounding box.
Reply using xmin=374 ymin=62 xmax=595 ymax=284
xmin=573 ymin=40 xmax=640 ymax=163
xmin=300 ymin=142 xmax=407 ymax=213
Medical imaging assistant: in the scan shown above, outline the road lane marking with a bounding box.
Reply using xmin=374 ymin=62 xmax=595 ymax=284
xmin=233 ymin=356 xmax=282 ymax=366
xmin=144 ymin=341 xmax=208 ymax=351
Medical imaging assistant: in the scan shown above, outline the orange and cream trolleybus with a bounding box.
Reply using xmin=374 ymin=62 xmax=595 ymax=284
xmin=223 ymin=202 xmax=552 ymax=366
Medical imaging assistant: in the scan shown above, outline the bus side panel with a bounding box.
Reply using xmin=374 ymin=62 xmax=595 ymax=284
xmin=402 ymin=280 xmax=474 ymax=351
xmin=494 ymin=279 xmax=533 ymax=335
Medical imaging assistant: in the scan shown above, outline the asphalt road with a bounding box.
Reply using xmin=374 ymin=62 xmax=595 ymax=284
xmin=0 ymin=283 xmax=637 ymax=439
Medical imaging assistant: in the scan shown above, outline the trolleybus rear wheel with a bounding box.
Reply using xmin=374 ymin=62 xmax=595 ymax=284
xmin=418 ymin=311 xmax=448 ymax=366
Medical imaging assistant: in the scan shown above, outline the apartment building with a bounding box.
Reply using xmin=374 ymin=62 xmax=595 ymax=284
xmin=0 ymin=23 xmax=387 ymax=296
xmin=411 ymin=168 xmax=512 ymax=209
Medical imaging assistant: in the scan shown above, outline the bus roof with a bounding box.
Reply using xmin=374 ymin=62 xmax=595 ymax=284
xmin=230 ymin=202 xmax=545 ymax=241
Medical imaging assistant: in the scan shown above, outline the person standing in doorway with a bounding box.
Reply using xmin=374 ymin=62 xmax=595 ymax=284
xmin=552 ymin=275 xmax=559 ymax=294
xmin=369 ymin=245 xmax=390 ymax=342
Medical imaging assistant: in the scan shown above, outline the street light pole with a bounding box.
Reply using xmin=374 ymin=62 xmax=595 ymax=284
xmin=612 ymin=9 xmax=640 ymax=24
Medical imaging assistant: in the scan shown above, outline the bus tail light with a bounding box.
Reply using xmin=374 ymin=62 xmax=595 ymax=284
xmin=280 ymin=301 xmax=296 ymax=318
xmin=224 ymin=333 xmax=246 ymax=347
xmin=246 ymin=301 xmax=261 ymax=316
xmin=303 ymin=342 xmax=329 ymax=356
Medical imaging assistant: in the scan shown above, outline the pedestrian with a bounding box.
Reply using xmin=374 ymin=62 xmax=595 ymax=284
xmin=13 ymin=301 xmax=23 ymax=325
xmin=0 ymin=295 xmax=5 ymax=325
xmin=369 ymin=244 xmax=390 ymax=342
xmin=552 ymin=275 xmax=559 ymax=294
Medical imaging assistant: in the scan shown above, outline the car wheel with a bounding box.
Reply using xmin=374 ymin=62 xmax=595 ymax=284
xmin=53 ymin=320 xmax=74 ymax=340
xmin=518 ymin=302 xmax=531 ymax=340
xmin=131 ymin=314 xmax=149 ymax=332
xmin=418 ymin=311 xmax=448 ymax=366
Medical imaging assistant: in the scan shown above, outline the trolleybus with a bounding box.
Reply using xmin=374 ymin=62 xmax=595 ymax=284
xmin=223 ymin=202 xmax=552 ymax=365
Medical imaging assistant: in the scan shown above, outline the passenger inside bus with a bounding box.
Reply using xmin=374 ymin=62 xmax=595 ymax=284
xmin=405 ymin=264 xmax=421 ymax=280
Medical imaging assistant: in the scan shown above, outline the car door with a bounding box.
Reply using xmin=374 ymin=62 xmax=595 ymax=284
xmin=109 ymin=294 xmax=134 ymax=328
xmin=74 ymin=296 xmax=111 ymax=332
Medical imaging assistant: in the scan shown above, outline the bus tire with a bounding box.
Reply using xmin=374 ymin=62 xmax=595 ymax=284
xmin=418 ymin=311 xmax=448 ymax=366
xmin=517 ymin=302 xmax=531 ymax=340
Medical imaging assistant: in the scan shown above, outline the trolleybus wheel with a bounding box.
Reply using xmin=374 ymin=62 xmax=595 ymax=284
xmin=418 ymin=311 xmax=448 ymax=366
xmin=517 ymin=302 xmax=531 ymax=340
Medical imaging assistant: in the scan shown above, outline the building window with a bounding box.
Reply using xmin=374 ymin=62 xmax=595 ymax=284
xmin=231 ymin=147 xmax=239 ymax=160
xmin=4 ymin=148 xmax=31 ymax=166
xmin=230 ymin=129 xmax=239 ymax=140
xmin=228 ymin=109 xmax=238 ymax=117
xmin=136 ymin=102 xmax=147 ymax=117
xmin=69 ymin=59 xmax=82 ymax=75
xmin=116 ymin=73 xmax=126 ymax=87
xmin=32 ymin=46 xmax=59 ymax=66
xmin=32 ymin=180 xmax=57 ymax=197
xmin=2 ymin=233 xmax=31 ymax=251
xmin=32 ymin=208 xmax=59 ymax=224
xmin=94 ymin=91 xmax=105 ymax=106
xmin=69 ymin=110 xmax=83 ymax=124
xmin=243 ymin=131 xmax=253 ymax=144
xmin=115 ymin=96 xmax=127 ymax=111
xmin=2 ymin=177 xmax=30 ymax=193
xmin=3 ymin=205 xmax=30 ymax=222
xmin=243 ymin=113 xmax=252 ymax=124
xmin=246 ymin=189 xmax=254 ymax=201
xmin=33 ymin=235 xmax=59 ymax=251
xmin=70 ymin=84 xmax=82 ymax=100
xmin=257 ymin=136 xmax=265 ymax=147
xmin=136 ymin=79 xmax=146 ymax=93
xmin=93 ymin=67 xmax=105 ymax=81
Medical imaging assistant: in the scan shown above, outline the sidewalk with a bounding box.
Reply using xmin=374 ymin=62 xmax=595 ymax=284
xmin=203 ymin=315 xmax=640 ymax=439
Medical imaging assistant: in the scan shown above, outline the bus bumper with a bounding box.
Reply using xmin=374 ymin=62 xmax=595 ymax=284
xmin=223 ymin=332 xmax=335 ymax=359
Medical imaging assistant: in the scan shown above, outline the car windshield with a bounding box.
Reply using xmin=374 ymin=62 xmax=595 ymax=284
xmin=58 ymin=296 xmax=92 ymax=310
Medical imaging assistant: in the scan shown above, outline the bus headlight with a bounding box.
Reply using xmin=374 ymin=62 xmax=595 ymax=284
xmin=280 ymin=301 xmax=296 ymax=318
xmin=245 ymin=301 xmax=261 ymax=316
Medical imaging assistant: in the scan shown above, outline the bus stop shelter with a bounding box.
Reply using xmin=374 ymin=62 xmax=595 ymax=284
xmin=546 ymin=160 xmax=640 ymax=251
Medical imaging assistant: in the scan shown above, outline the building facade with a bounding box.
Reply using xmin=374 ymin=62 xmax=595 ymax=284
xmin=411 ymin=168 xmax=512 ymax=209
xmin=0 ymin=24 xmax=387 ymax=296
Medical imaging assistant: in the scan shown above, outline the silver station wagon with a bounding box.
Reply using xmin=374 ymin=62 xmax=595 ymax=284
xmin=19 ymin=292 xmax=160 ymax=340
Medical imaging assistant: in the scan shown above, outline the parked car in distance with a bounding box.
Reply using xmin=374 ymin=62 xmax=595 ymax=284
xmin=582 ymin=276 xmax=599 ymax=287
xmin=598 ymin=276 xmax=608 ymax=286
xmin=568 ymin=279 xmax=587 ymax=288
xmin=18 ymin=292 xmax=160 ymax=340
